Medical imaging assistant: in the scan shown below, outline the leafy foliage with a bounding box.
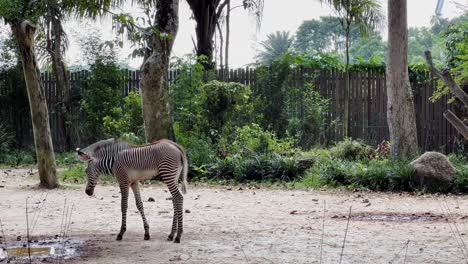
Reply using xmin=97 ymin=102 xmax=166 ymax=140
xmin=295 ymin=16 xmax=361 ymax=53
xmin=80 ymin=58 xmax=125 ymax=141
xmin=256 ymin=31 xmax=294 ymax=64
xmin=103 ymin=91 xmax=144 ymax=141
xmin=330 ymin=138 xmax=373 ymax=161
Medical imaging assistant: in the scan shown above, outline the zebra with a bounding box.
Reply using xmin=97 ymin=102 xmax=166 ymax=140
xmin=76 ymin=138 xmax=188 ymax=242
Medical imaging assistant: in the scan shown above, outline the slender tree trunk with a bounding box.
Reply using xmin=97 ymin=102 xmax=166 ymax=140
xmin=11 ymin=21 xmax=58 ymax=189
xmin=216 ymin=21 xmax=224 ymax=77
xmin=386 ymin=0 xmax=419 ymax=159
xmin=225 ymin=0 xmax=230 ymax=74
xmin=343 ymin=26 xmax=350 ymax=138
xmin=140 ymin=0 xmax=179 ymax=142
xmin=187 ymin=0 xmax=218 ymax=70
xmin=47 ymin=17 xmax=72 ymax=150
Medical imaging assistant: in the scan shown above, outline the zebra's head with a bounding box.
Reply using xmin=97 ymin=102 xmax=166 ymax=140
xmin=76 ymin=147 xmax=100 ymax=196
xmin=76 ymin=139 xmax=128 ymax=196
xmin=76 ymin=138 xmax=121 ymax=196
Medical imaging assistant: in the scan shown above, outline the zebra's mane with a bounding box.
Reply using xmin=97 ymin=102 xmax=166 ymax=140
xmin=83 ymin=138 xmax=129 ymax=159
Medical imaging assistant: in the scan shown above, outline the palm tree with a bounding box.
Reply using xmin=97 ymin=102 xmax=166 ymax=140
xmin=256 ymin=31 xmax=293 ymax=64
xmin=319 ymin=0 xmax=383 ymax=137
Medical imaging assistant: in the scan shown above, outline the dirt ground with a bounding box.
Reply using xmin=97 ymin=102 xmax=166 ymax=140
xmin=1 ymin=168 xmax=468 ymax=264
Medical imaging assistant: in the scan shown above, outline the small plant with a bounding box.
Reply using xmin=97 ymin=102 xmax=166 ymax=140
xmin=59 ymin=164 xmax=86 ymax=183
xmin=330 ymin=138 xmax=373 ymax=161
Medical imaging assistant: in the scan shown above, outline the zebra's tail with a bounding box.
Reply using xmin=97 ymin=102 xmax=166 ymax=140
xmin=180 ymin=147 xmax=188 ymax=194
xmin=158 ymin=139 xmax=188 ymax=194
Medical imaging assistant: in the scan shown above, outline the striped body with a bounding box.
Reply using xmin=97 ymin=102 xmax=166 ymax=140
xmin=77 ymin=139 xmax=188 ymax=242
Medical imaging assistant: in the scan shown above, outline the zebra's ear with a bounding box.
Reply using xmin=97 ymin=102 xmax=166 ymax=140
xmin=76 ymin=148 xmax=92 ymax=161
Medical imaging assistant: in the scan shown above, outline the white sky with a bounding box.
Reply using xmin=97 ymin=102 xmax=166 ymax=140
xmin=62 ymin=0 xmax=465 ymax=69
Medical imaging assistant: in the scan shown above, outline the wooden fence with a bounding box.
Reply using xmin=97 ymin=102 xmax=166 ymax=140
xmin=0 ymin=68 xmax=465 ymax=153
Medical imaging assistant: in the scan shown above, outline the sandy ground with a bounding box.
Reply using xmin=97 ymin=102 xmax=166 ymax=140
xmin=1 ymin=168 xmax=468 ymax=264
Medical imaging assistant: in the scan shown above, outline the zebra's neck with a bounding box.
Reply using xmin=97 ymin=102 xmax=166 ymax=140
xmin=96 ymin=142 xmax=129 ymax=175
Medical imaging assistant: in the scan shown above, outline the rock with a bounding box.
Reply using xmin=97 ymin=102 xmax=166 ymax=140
xmin=169 ymin=255 xmax=182 ymax=261
xmin=148 ymin=197 xmax=155 ymax=202
xmin=410 ymin=152 xmax=455 ymax=191
xmin=290 ymin=210 xmax=298 ymax=215
xmin=362 ymin=198 xmax=369 ymax=203
xmin=185 ymin=209 xmax=191 ymax=213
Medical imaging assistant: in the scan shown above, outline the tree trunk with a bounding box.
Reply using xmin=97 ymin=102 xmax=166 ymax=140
xmin=225 ymin=0 xmax=230 ymax=73
xmin=343 ymin=27 xmax=350 ymax=138
xmin=11 ymin=21 xmax=58 ymax=189
xmin=47 ymin=17 xmax=72 ymax=150
xmin=386 ymin=0 xmax=419 ymax=159
xmin=140 ymin=0 xmax=179 ymax=142
xmin=216 ymin=21 xmax=224 ymax=77
xmin=187 ymin=0 xmax=219 ymax=70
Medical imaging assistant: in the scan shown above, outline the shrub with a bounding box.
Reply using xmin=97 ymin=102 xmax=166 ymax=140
xmin=103 ymin=91 xmax=144 ymax=140
xmin=0 ymin=122 xmax=13 ymax=153
xmin=227 ymin=124 xmax=295 ymax=157
xmin=206 ymin=153 xmax=304 ymax=183
xmin=80 ymin=58 xmax=126 ymax=141
xmin=287 ymin=84 xmax=329 ymax=149
xmin=330 ymin=138 xmax=373 ymax=161
xmin=0 ymin=150 xmax=36 ymax=167
xmin=202 ymin=81 xmax=253 ymax=139
xmin=351 ymin=159 xmax=413 ymax=191
xmin=449 ymin=154 xmax=468 ymax=192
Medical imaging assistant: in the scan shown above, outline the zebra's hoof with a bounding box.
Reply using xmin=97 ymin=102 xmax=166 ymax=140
xmin=116 ymin=234 xmax=123 ymax=241
xmin=144 ymin=234 xmax=150 ymax=240
xmin=174 ymin=237 xmax=180 ymax=243
xmin=167 ymin=235 xmax=173 ymax=241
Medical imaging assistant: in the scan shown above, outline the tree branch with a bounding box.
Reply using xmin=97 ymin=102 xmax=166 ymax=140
xmin=424 ymin=51 xmax=468 ymax=108
xmin=444 ymin=110 xmax=468 ymax=140
xmin=217 ymin=0 xmax=229 ymax=18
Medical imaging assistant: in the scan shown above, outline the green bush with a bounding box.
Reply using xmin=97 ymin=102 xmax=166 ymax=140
xmin=0 ymin=150 xmax=36 ymax=167
xmin=0 ymin=123 xmax=13 ymax=163
xmin=449 ymin=154 xmax=468 ymax=192
xmin=81 ymin=58 xmax=126 ymax=141
xmin=330 ymin=138 xmax=373 ymax=161
xmin=55 ymin=152 xmax=80 ymax=166
xmin=175 ymin=124 xmax=216 ymax=169
xmin=206 ymin=153 xmax=304 ymax=183
xmin=103 ymin=91 xmax=144 ymax=140
xmin=227 ymin=124 xmax=295 ymax=157
xmin=202 ymin=80 xmax=253 ymax=139
xmin=351 ymin=159 xmax=413 ymax=191
xmin=287 ymin=84 xmax=329 ymax=149
xmin=304 ymin=155 xmax=412 ymax=191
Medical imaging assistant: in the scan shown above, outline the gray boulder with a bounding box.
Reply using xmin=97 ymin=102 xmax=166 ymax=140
xmin=410 ymin=152 xmax=455 ymax=191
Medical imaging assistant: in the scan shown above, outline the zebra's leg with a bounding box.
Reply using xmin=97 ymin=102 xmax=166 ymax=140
xmin=168 ymin=182 xmax=184 ymax=243
xmin=131 ymin=181 xmax=150 ymax=240
xmin=116 ymin=183 xmax=129 ymax=241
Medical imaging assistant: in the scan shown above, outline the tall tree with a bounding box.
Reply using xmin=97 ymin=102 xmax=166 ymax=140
xmin=295 ymin=16 xmax=360 ymax=53
xmin=255 ymin=31 xmax=293 ymax=64
xmin=186 ymin=0 xmax=226 ymax=69
xmin=0 ymin=0 xmax=58 ymax=188
xmin=41 ymin=0 xmax=72 ymax=150
xmin=386 ymin=0 xmax=419 ymax=159
xmin=114 ymin=0 xmax=179 ymax=141
xmin=187 ymin=0 xmax=263 ymax=69
xmin=319 ymin=0 xmax=383 ymax=137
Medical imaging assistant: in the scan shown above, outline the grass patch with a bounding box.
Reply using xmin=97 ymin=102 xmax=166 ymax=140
xmin=59 ymin=163 xmax=116 ymax=184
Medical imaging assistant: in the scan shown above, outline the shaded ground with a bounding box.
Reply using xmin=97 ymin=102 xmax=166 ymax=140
xmin=1 ymin=168 xmax=468 ymax=263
